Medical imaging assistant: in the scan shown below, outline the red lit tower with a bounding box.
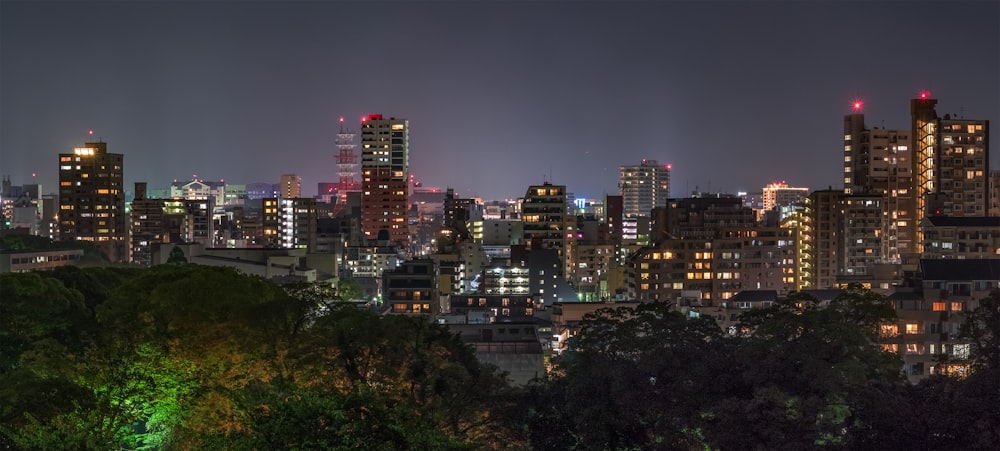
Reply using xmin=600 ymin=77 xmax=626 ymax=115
xmin=336 ymin=117 xmax=358 ymax=192
xmin=331 ymin=118 xmax=360 ymax=216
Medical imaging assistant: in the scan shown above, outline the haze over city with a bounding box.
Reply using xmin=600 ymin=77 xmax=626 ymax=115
xmin=2 ymin=1 xmax=997 ymax=200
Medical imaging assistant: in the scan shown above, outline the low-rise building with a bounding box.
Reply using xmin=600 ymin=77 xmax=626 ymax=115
xmin=447 ymin=294 xmax=538 ymax=321
xmin=383 ymin=259 xmax=438 ymax=315
xmin=0 ymin=248 xmax=84 ymax=273
xmin=446 ymin=322 xmax=545 ymax=386
xmin=550 ymin=301 xmax=639 ymax=353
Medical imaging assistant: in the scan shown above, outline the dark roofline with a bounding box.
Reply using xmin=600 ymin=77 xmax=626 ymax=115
xmin=925 ymin=216 xmax=1000 ymax=227
xmin=920 ymin=259 xmax=1000 ymax=281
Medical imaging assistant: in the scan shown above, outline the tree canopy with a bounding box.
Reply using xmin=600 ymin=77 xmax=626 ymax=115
xmin=3 ymin=267 xmax=996 ymax=450
xmin=1 ymin=266 xmax=518 ymax=449
xmin=522 ymin=288 xmax=995 ymax=450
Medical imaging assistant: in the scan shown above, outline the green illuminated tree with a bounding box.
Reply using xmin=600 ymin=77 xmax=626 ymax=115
xmin=2 ymin=265 xmax=520 ymax=449
xmin=220 ymin=303 xmax=518 ymax=449
xmin=336 ymin=277 xmax=364 ymax=302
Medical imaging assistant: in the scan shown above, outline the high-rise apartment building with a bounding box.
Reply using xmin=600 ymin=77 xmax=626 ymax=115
xmin=844 ymin=109 xmax=914 ymax=265
xmin=761 ymin=182 xmax=809 ymax=213
xmin=911 ymin=94 xmax=991 ymax=257
xmin=620 ymin=160 xmax=670 ymax=218
xmin=58 ymin=141 xmax=127 ymax=262
xmin=627 ymin=226 xmax=795 ymax=306
xmin=262 ymin=197 xmax=317 ymax=250
xmin=130 ymin=182 xmax=214 ymax=266
xmin=280 ymin=174 xmax=301 ymax=199
xmin=521 ymin=182 xmax=567 ymax=251
xmin=131 ymin=182 xmax=164 ymax=267
xmin=802 ymin=189 xmax=843 ymax=289
xmin=932 ymin=115 xmax=989 ymax=216
xmin=360 ymin=114 xmax=409 ymax=246
xmin=522 ymin=182 xmax=577 ymax=282
xmin=654 ymin=196 xmax=755 ymax=241
xmin=840 ymin=195 xmax=884 ymax=277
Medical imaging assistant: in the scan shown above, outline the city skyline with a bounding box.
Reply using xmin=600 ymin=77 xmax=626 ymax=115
xmin=1 ymin=1 xmax=997 ymax=201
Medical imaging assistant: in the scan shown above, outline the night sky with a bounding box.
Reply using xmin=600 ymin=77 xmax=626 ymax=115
xmin=2 ymin=1 xmax=997 ymax=201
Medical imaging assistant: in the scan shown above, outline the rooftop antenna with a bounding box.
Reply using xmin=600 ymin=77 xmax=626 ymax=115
xmin=959 ymin=106 xmax=964 ymax=119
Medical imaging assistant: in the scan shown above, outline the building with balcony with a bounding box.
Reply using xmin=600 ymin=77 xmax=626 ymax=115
xmin=384 ymin=259 xmax=438 ymax=315
xmin=58 ymin=141 xmax=126 ymax=262
xmin=921 ymin=216 xmax=1000 ymax=259
xmin=620 ymin=160 xmax=670 ymax=219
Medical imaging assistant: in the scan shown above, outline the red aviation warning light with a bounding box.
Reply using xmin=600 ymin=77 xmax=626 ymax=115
xmin=852 ymin=99 xmax=863 ymax=111
xmin=919 ymin=91 xmax=931 ymax=99
xmin=339 ymin=117 xmax=344 ymax=123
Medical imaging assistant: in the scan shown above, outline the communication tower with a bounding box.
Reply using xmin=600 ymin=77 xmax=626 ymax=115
xmin=336 ymin=117 xmax=358 ymax=192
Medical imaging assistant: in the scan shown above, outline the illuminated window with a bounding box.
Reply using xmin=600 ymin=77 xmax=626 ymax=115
xmin=905 ymin=323 xmax=919 ymax=334
xmin=932 ymin=302 xmax=946 ymax=311
xmin=950 ymin=302 xmax=963 ymax=312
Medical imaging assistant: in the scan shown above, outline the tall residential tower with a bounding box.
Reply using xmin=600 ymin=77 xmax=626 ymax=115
xmin=911 ymin=94 xmax=990 ymax=252
xmin=619 ymin=160 xmax=670 ymax=218
xmin=360 ymin=114 xmax=409 ymax=246
xmin=844 ymin=105 xmax=914 ymax=265
xmin=58 ymin=140 xmax=127 ymax=262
